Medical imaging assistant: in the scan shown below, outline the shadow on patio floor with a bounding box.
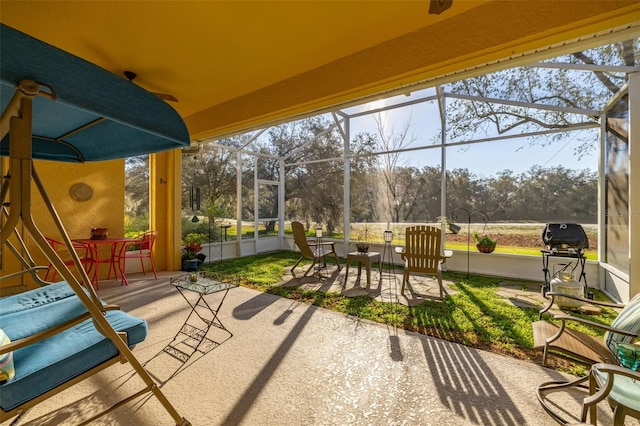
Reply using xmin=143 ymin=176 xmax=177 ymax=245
xmin=284 ymin=262 xmax=551 ymax=309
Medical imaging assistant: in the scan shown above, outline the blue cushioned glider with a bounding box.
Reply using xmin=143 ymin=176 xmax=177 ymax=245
xmin=0 ymin=23 xmax=190 ymax=425
xmin=0 ymin=282 xmax=148 ymax=412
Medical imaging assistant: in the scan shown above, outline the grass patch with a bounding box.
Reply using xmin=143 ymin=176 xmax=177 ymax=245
xmin=201 ymin=250 xmax=614 ymax=375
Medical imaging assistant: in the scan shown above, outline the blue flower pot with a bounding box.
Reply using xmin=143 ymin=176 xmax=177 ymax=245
xmin=182 ymin=259 xmax=199 ymax=271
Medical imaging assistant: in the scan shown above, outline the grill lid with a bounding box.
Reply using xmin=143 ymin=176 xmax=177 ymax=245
xmin=541 ymin=223 xmax=589 ymax=250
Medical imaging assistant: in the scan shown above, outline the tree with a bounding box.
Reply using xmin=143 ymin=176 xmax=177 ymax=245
xmin=182 ymin=143 xmax=237 ymax=215
xmin=509 ymin=166 xmax=597 ymax=222
xmin=445 ymin=168 xmax=483 ymax=214
xmin=124 ymin=155 xmax=150 ymax=232
xmin=348 ymin=132 xmax=379 ymax=223
xmin=482 ymin=170 xmax=518 ymax=220
xmin=410 ymin=165 xmax=442 ymax=221
xmin=373 ymin=112 xmax=420 ymax=222
xmin=181 ymin=142 xmax=238 ymax=240
xmin=252 ymin=117 xmax=351 ymax=232
xmin=445 ymin=39 xmax=638 ymax=156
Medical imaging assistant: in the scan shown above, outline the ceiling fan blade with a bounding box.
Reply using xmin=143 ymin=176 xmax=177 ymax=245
xmin=153 ymin=92 xmax=178 ymax=102
xmin=124 ymin=70 xmax=178 ymax=102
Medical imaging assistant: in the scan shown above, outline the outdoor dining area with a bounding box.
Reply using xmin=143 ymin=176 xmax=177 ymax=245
xmin=43 ymin=230 xmax=157 ymax=288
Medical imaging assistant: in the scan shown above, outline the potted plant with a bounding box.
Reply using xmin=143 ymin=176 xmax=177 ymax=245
xmin=473 ymin=231 xmax=497 ymax=253
xmin=355 ymin=221 xmax=372 ymax=253
xmin=182 ymin=242 xmax=202 ymax=271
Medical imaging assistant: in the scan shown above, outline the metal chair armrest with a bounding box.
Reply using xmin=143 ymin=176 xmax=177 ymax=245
xmin=593 ymin=363 xmax=640 ymax=378
xmin=547 ymin=292 xmax=625 ymax=309
xmin=553 ymin=314 xmax=640 ymax=338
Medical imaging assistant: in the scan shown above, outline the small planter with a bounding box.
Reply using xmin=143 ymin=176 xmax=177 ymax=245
xmin=182 ymin=258 xmax=199 ymax=271
xmin=476 ymin=244 xmax=496 ymax=254
xmin=356 ymin=242 xmax=370 ymax=253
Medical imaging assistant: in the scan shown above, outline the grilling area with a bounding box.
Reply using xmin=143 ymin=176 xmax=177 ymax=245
xmin=540 ymin=223 xmax=591 ymax=298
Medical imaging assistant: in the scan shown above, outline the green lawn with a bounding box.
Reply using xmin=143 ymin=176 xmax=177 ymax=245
xmin=201 ymin=250 xmax=616 ymax=375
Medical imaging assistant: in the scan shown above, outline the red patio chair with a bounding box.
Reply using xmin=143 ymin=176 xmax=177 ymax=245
xmin=44 ymin=237 xmax=94 ymax=285
xmin=115 ymin=231 xmax=158 ymax=282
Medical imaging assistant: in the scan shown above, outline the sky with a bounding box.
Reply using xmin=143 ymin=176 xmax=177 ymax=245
xmin=346 ymin=95 xmax=599 ymax=178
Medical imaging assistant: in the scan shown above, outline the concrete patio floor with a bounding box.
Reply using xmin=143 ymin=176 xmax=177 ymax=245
xmin=9 ymin=270 xmax=637 ymax=426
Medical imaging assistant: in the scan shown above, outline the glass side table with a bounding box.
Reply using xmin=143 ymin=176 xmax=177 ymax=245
xmin=166 ymin=271 xmax=239 ymax=362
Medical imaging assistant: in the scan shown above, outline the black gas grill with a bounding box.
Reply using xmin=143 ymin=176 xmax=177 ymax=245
xmin=541 ymin=223 xmax=589 ymax=253
xmin=540 ymin=223 xmax=590 ymax=298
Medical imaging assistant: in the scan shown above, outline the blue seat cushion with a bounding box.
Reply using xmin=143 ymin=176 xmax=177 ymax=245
xmin=0 ymin=284 xmax=148 ymax=412
xmin=593 ymin=367 xmax=640 ymax=413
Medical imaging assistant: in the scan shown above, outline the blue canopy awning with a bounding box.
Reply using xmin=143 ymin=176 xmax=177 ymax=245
xmin=0 ymin=24 xmax=190 ymax=162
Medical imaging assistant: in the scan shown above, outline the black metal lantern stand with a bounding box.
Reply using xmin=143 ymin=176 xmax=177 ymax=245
xmin=382 ymin=230 xmax=395 ymax=277
xmin=314 ymin=227 xmax=327 ymax=277
xmin=381 ymin=229 xmax=398 ymax=302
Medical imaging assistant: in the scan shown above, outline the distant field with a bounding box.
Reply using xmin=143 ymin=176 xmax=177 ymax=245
xmin=443 ymin=223 xmax=597 ymax=258
xmin=302 ymin=222 xmax=597 ymax=260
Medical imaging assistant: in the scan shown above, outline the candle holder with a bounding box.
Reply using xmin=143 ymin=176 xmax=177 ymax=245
xmin=315 ymin=227 xmax=323 ymax=249
xmin=313 ymin=226 xmax=328 ymax=278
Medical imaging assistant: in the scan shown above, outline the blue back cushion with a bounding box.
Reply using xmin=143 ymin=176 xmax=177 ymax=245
xmin=0 ymin=282 xmax=76 ymax=316
xmin=605 ymin=294 xmax=640 ymax=354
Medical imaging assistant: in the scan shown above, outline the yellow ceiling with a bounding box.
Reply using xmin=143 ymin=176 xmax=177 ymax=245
xmin=1 ymin=1 xmax=640 ymax=142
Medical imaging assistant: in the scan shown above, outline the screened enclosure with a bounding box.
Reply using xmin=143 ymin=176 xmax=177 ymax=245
xmin=173 ymin=37 xmax=639 ymax=301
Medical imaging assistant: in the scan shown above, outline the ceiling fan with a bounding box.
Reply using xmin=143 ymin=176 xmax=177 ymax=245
xmin=429 ymin=0 xmax=452 ymax=14
xmin=124 ymin=70 xmax=178 ymax=102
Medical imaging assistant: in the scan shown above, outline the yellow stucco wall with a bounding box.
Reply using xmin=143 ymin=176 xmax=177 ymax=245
xmin=35 ymin=159 xmax=125 ymax=240
xmin=1 ymin=158 xmax=124 ymax=290
xmin=150 ymin=150 xmax=183 ymax=273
